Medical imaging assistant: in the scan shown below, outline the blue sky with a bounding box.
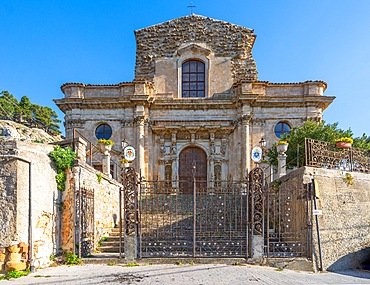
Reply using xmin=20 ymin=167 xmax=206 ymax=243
xmin=1 ymin=0 xmax=369 ymax=137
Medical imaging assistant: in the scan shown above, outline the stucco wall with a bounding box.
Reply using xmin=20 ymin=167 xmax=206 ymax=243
xmin=62 ymin=160 xmax=121 ymax=255
xmin=0 ymin=141 xmax=60 ymax=269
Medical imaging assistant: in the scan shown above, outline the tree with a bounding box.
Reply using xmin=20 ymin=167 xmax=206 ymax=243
xmin=19 ymin=96 xmax=33 ymax=120
xmin=267 ymin=120 xmax=370 ymax=167
xmin=31 ymin=105 xmax=61 ymax=135
xmin=0 ymin=91 xmax=19 ymax=119
xmin=0 ymin=90 xmax=61 ymax=135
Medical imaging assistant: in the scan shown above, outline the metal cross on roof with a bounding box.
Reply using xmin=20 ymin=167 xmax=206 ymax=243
xmin=187 ymin=1 xmax=196 ymax=14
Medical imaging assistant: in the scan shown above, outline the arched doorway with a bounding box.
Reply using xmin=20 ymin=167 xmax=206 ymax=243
xmin=179 ymin=147 xmax=207 ymax=193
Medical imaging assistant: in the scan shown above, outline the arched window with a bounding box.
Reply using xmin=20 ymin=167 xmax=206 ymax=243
xmin=274 ymin=122 xmax=291 ymax=138
xmin=95 ymin=123 xmax=112 ymax=140
xmin=182 ymin=60 xmax=205 ymax=98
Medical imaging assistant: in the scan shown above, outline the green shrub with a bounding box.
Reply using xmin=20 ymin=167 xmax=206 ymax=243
xmin=126 ymin=262 xmax=140 ymax=267
xmin=97 ymin=236 xmax=108 ymax=247
xmin=49 ymin=145 xmax=76 ymax=172
xmin=96 ymin=173 xmax=103 ymax=183
xmin=267 ymin=121 xmax=370 ymax=167
xmin=64 ymin=251 xmax=82 ymax=265
xmin=1 ymin=270 xmax=30 ymax=280
xmin=49 ymin=146 xmax=76 ymax=191
xmin=55 ymin=172 xmax=67 ymax=191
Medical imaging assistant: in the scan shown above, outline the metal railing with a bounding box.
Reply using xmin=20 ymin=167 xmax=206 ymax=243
xmin=304 ymin=138 xmax=370 ymax=173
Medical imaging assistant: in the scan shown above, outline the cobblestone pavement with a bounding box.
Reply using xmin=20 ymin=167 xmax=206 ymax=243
xmin=1 ymin=264 xmax=370 ymax=285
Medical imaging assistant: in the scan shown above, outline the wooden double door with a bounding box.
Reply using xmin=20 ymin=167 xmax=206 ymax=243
xmin=178 ymin=147 xmax=207 ymax=193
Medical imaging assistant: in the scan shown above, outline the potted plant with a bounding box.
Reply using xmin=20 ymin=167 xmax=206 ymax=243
xmin=120 ymin=158 xmax=131 ymax=168
xmin=97 ymin=139 xmax=114 ymax=153
xmin=335 ymin=137 xmax=353 ymax=149
xmin=277 ymin=139 xmax=289 ymax=153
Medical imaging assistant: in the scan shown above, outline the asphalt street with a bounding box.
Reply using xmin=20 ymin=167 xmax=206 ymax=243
xmin=1 ymin=264 xmax=370 ymax=285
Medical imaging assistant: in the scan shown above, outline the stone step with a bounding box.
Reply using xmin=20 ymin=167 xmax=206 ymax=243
xmin=110 ymin=227 xmax=122 ymax=233
xmin=100 ymin=240 xmax=122 ymax=247
xmin=98 ymin=246 xmax=122 ymax=253
xmin=97 ymin=228 xmax=124 ymax=253
xmin=104 ymin=235 xmax=123 ymax=241
xmin=108 ymin=231 xmax=123 ymax=237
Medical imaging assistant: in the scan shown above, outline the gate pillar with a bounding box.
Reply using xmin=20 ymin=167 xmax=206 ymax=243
xmin=249 ymin=167 xmax=264 ymax=260
xmin=251 ymin=236 xmax=264 ymax=259
xmin=123 ymin=167 xmax=139 ymax=261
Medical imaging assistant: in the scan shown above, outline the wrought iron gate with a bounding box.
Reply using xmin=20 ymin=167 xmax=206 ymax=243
xmin=75 ymin=187 xmax=95 ymax=257
xmin=264 ymin=179 xmax=313 ymax=258
xmin=139 ymin=180 xmax=249 ymax=258
xmin=121 ymin=166 xmax=312 ymax=259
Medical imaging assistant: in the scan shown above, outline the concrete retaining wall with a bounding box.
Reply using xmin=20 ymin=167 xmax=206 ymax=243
xmin=308 ymin=167 xmax=370 ymax=271
xmin=277 ymin=167 xmax=370 ymax=271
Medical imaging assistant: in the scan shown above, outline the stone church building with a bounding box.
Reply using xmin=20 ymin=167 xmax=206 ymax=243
xmin=55 ymin=14 xmax=334 ymax=183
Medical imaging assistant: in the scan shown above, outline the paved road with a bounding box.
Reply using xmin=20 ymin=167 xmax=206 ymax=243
xmin=1 ymin=264 xmax=370 ymax=285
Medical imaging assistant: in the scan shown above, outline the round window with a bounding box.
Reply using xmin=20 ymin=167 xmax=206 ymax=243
xmin=95 ymin=124 xmax=112 ymax=140
xmin=274 ymin=122 xmax=291 ymax=138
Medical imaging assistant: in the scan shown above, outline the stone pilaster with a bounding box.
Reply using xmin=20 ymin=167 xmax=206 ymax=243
xmin=171 ymin=132 xmax=178 ymax=189
xmin=209 ymin=132 xmax=215 ymax=188
xmin=135 ymin=116 xmax=146 ymax=178
xmin=241 ymin=115 xmax=252 ymax=177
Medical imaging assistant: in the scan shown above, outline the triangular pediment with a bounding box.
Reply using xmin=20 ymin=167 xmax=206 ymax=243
xmin=177 ymin=44 xmax=211 ymax=56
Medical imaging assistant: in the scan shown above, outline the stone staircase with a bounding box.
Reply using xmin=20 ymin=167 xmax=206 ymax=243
xmin=97 ymin=228 xmax=123 ymax=253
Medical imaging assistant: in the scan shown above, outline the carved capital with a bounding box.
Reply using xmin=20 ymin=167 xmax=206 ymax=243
xmin=241 ymin=114 xmax=252 ymax=125
xmin=134 ymin=116 xmax=150 ymax=126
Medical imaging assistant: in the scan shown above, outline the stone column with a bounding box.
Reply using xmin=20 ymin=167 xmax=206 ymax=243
xmin=159 ymin=138 xmax=166 ymax=180
xmin=277 ymin=143 xmax=288 ymax=178
xmin=171 ymin=132 xmax=177 ymax=189
xmin=101 ymin=146 xmax=111 ymax=178
xmin=209 ymin=132 xmax=215 ymax=189
xmin=220 ymin=138 xmax=227 ymax=180
xmin=278 ymin=153 xmax=287 ymax=178
xmin=136 ymin=116 xmax=145 ymax=178
xmin=241 ymin=115 xmax=252 ymax=177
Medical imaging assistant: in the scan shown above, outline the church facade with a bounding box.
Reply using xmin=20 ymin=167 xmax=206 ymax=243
xmin=55 ymin=14 xmax=334 ymax=182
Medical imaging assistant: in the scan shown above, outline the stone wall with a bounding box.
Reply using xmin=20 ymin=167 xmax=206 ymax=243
xmin=0 ymin=142 xmax=17 ymax=248
xmin=62 ymin=160 xmax=121 ymax=255
xmin=282 ymin=167 xmax=370 ymax=271
xmin=0 ymin=140 xmax=60 ymax=270
xmin=309 ymin=167 xmax=370 ymax=271
xmin=134 ymin=14 xmax=257 ymax=82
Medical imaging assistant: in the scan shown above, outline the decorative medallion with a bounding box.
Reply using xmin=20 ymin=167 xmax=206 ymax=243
xmin=251 ymin=146 xmax=262 ymax=163
xmin=124 ymin=146 xmax=136 ymax=162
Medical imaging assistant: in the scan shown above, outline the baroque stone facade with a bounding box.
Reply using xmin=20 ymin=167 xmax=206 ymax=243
xmin=55 ymin=14 xmax=335 ymax=181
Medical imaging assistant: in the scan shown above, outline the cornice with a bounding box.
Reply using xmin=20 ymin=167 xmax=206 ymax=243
xmin=149 ymin=98 xmax=238 ymax=110
xmin=53 ymin=98 xmax=133 ymax=112
xmin=248 ymin=95 xmax=336 ymax=111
